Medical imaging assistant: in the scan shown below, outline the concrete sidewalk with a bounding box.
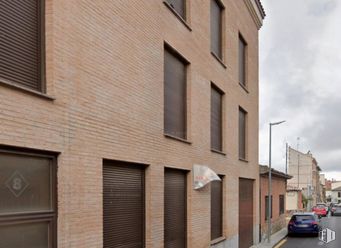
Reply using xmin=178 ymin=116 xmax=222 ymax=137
xmin=251 ymin=228 xmax=288 ymax=248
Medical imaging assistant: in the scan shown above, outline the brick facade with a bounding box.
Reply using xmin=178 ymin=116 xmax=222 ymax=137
xmin=260 ymin=167 xmax=291 ymax=242
xmin=0 ymin=0 xmax=263 ymax=247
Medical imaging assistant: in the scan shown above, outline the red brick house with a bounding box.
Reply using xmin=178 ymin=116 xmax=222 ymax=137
xmin=259 ymin=165 xmax=292 ymax=242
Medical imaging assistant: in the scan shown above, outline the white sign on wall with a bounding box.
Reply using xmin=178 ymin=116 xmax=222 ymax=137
xmin=193 ymin=164 xmax=221 ymax=190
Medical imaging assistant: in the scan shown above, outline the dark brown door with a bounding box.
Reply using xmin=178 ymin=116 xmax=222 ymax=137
xmin=164 ymin=168 xmax=187 ymax=248
xmin=239 ymin=178 xmax=254 ymax=248
xmin=103 ymin=161 xmax=144 ymax=248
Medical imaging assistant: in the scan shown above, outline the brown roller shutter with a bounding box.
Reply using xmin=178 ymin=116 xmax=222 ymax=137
xmin=211 ymin=177 xmax=223 ymax=240
xmin=239 ymin=108 xmax=247 ymax=159
xmin=239 ymin=178 xmax=254 ymax=248
xmin=164 ymin=46 xmax=187 ymax=140
xmin=166 ymin=0 xmax=185 ymax=19
xmin=103 ymin=161 xmax=145 ymax=248
xmin=211 ymin=85 xmax=223 ymax=151
xmin=239 ymin=35 xmax=247 ymax=86
xmin=0 ymin=0 xmax=44 ymax=91
xmin=164 ymin=168 xmax=187 ymax=248
xmin=210 ymin=0 xmax=223 ymax=59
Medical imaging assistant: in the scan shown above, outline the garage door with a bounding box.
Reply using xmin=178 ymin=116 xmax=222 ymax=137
xmin=103 ymin=161 xmax=145 ymax=248
xmin=164 ymin=168 xmax=187 ymax=248
xmin=239 ymin=178 xmax=254 ymax=248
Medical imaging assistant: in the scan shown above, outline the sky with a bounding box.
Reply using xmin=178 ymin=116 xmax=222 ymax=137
xmin=259 ymin=0 xmax=341 ymax=180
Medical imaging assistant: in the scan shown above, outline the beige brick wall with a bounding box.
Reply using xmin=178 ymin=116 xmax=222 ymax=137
xmin=0 ymin=0 xmax=261 ymax=247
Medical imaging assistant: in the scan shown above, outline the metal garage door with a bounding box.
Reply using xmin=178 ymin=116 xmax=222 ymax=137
xmin=239 ymin=178 xmax=254 ymax=248
xmin=103 ymin=161 xmax=144 ymax=248
xmin=164 ymin=168 xmax=187 ymax=248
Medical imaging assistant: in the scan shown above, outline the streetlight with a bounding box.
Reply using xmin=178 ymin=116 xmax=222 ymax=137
xmin=267 ymin=120 xmax=286 ymax=243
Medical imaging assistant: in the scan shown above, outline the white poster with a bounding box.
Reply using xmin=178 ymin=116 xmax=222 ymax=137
xmin=193 ymin=164 xmax=221 ymax=190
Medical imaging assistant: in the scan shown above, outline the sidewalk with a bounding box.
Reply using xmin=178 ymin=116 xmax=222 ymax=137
xmin=251 ymin=228 xmax=288 ymax=248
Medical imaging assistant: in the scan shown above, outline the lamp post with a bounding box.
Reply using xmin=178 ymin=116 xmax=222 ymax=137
xmin=267 ymin=120 xmax=286 ymax=243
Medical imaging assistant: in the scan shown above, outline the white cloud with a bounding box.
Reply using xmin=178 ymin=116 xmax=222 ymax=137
xmin=259 ymin=0 xmax=341 ymax=179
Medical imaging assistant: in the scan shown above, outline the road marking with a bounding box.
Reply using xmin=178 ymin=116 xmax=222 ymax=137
xmin=274 ymin=239 xmax=287 ymax=248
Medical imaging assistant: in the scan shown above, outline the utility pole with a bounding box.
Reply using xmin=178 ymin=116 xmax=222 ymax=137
xmin=267 ymin=121 xmax=286 ymax=243
xmin=285 ymin=143 xmax=288 ymax=174
xmin=297 ymin=137 xmax=300 ymax=189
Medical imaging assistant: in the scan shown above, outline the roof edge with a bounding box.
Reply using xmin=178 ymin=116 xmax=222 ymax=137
xmin=244 ymin=0 xmax=265 ymax=30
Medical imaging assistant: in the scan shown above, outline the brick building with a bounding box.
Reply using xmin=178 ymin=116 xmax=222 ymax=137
xmin=0 ymin=0 xmax=264 ymax=247
xmin=259 ymin=165 xmax=292 ymax=242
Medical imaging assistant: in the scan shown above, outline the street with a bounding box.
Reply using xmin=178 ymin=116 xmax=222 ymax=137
xmin=280 ymin=215 xmax=341 ymax=248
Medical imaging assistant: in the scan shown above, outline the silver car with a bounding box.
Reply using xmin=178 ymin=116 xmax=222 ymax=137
xmin=331 ymin=204 xmax=341 ymax=216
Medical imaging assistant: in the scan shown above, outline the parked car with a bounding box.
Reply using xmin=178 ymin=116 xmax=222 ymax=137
xmin=288 ymin=213 xmax=320 ymax=236
xmin=312 ymin=204 xmax=328 ymax=217
xmin=331 ymin=204 xmax=341 ymax=216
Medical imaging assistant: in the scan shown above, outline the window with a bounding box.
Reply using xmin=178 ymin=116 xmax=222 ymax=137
xmin=0 ymin=148 xmax=56 ymax=248
xmin=338 ymin=192 xmax=341 ymax=198
xmin=279 ymin=195 xmax=285 ymax=215
xmin=210 ymin=0 xmax=224 ymax=60
xmin=165 ymin=0 xmax=186 ymax=20
xmin=265 ymin=195 xmax=273 ymax=220
xmin=0 ymin=0 xmax=45 ymax=92
xmin=164 ymin=168 xmax=187 ymax=248
xmin=239 ymin=34 xmax=247 ymax=87
xmin=239 ymin=108 xmax=247 ymax=160
xmin=211 ymin=84 xmax=223 ymax=152
xmin=164 ymin=45 xmax=188 ymax=140
xmin=103 ymin=161 xmax=145 ymax=248
xmin=211 ymin=176 xmax=223 ymax=240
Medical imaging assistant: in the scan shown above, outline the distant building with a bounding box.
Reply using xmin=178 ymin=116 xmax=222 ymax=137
xmin=287 ymin=147 xmax=322 ymax=207
xmin=286 ymin=187 xmax=304 ymax=212
xmin=259 ymin=165 xmax=292 ymax=242
xmin=331 ymin=186 xmax=341 ymax=204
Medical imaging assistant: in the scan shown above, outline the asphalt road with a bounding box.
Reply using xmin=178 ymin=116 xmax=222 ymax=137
xmin=280 ymin=215 xmax=341 ymax=248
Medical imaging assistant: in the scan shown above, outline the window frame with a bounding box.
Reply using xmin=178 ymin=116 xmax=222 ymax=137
xmin=279 ymin=195 xmax=285 ymax=215
xmin=0 ymin=147 xmax=57 ymax=248
xmin=164 ymin=167 xmax=188 ymax=248
xmin=163 ymin=0 xmax=190 ymax=30
xmin=210 ymin=83 xmax=224 ymax=153
xmin=210 ymin=175 xmax=224 ymax=241
xmin=0 ymin=0 xmax=46 ymax=93
xmin=210 ymin=0 xmax=225 ymax=64
xmin=238 ymin=107 xmax=248 ymax=161
xmin=163 ymin=43 xmax=189 ymax=142
xmin=238 ymin=33 xmax=248 ymax=90
xmin=265 ymin=195 xmax=273 ymax=220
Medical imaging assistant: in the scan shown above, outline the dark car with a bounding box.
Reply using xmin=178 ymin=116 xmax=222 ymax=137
xmin=331 ymin=204 xmax=341 ymax=216
xmin=288 ymin=213 xmax=320 ymax=236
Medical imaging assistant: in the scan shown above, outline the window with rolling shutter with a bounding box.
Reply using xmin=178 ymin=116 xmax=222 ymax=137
xmin=164 ymin=168 xmax=187 ymax=248
xmin=239 ymin=34 xmax=247 ymax=87
xmin=165 ymin=0 xmax=186 ymax=19
xmin=103 ymin=161 xmax=145 ymax=248
xmin=279 ymin=195 xmax=285 ymax=215
xmin=239 ymin=178 xmax=254 ymax=248
xmin=265 ymin=195 xmax=273 ymax=220
xmin=164 ymin=45 xmax=188 ymax=140
xmin=210 ymin=0 xmax=223 ymax=60
xmin=211 ymin=84 xmax=224 ymax=152
xmin=0 ymin=0 xmax=45 ymax=92
xmin=239 ymin=107 xmax=247 ymax=160
xmin=211 ymin=176 xmax=223 ymax=241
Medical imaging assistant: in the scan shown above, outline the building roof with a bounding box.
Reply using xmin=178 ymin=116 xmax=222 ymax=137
xmin=332 ymin=186 xmax=341 ymax=191
xmin=287 ymin=185 xmax=302 ymax=192
xmin=255 ymin=0 xmax=266 ymax=18
xmin=259 ymin=165 xmax=293 ymax=180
